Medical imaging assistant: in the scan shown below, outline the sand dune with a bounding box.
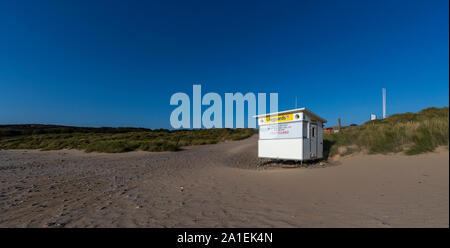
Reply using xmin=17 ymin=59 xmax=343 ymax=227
xmin=0 ymin=135 xmax=448 ymax=227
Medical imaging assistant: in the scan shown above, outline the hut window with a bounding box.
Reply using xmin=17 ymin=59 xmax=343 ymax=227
xmin=303 ymin=121 xmax=308 ymax=138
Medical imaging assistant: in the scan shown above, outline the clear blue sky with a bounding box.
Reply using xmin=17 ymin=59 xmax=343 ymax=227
xmin=0 ymin=0 xmax=448 ymax=128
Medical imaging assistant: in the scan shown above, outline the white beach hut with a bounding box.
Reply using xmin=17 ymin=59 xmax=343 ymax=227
xmin=253 ymin=108 xmax=327 ymax=161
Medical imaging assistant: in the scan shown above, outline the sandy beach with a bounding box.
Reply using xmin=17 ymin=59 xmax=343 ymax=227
xmin=0 ymin=135 xmax=448 ymax=227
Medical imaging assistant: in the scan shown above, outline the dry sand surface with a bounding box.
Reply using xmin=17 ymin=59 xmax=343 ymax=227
xmin=0 ymin=135 xmax=448 ymax=227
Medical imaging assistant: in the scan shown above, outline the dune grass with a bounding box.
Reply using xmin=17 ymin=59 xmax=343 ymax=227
xmin=0 ymin=126 xmax=256 ymax=153
xmin=1 ymin=107 xmax=447 ymax=156
xmin=324 ymin=107 xmax=449 ymax=157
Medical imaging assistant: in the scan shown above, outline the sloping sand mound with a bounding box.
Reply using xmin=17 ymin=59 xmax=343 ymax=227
xmin=0 ymin=135 xmax=448 ymax=227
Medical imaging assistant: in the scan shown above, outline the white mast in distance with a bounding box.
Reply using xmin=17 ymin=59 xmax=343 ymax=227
xmin=382 ymin=88 xmax=386 ymax=119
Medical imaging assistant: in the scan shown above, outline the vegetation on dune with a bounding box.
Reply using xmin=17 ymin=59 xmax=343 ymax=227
xmin=0 ymin=124 xmax=154 ymax=137
xmin=0 ymin=126 xmax=256 ymax=153
xmin=1 ymin=107 xmax=447 ymax=156
xmin=324 ymin=107 xmax=449 ymax=157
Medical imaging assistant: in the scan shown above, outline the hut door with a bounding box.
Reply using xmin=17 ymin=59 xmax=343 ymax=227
xmin=310 ymin=123 xmax=318 ymax=158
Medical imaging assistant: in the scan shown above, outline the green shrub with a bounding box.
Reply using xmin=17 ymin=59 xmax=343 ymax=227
xmin=324 ymin=107 xmax=449 ymax=156
xmin=0 ymin=126 xmax=256 ymax=153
